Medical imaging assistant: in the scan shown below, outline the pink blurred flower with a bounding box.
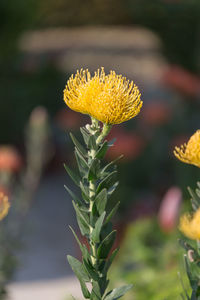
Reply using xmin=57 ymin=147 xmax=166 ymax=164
xmin=163 ymin=65 xmax=200 ymax=97
xmin=106 ymin=127 xmax=145 ymax=162
xmin=140 ymin=101 xmax=172 ymax=126
xmin=0 ymin=146 xmax=22 ymax=172
xmin=158 ymin=186 xmax=182 ymax=233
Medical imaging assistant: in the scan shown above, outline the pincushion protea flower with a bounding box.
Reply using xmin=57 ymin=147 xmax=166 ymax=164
xmin=0 ymin=192 xmax=10 ymax=221
xmin=179 ymin=208 xmax=200 ymax=240
xmin=174 ymin=130 xmax=200 ymax=168
xmin=63 ymin=68 xmax=142 ymax=124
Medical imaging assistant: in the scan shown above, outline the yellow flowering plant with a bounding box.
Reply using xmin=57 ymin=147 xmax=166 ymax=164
xmin=174 ymin=130 xmax=200 ymax=299
xmin=64 ymin=68 xmax=142 ymax=299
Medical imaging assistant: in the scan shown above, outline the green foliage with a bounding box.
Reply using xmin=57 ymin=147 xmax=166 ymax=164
xmin=65 ymin=120 xmax=132 ymax=299
xmin=109 ymin=218 xmax=189 ymax=300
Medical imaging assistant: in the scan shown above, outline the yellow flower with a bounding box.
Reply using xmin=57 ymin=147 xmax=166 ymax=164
xmin=0 ymin=192 xmax=10 ymax=221
xmin=179 ymin=208 xmax=200 ymax=240
xmin=174 ymin=130 xmax=200 ymax=168
xmin=63 ymin=68 xmax=142 ymax=124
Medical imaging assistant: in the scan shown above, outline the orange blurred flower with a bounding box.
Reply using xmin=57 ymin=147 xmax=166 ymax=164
xmin=106 ymin=127 xmax=145 ymax=161
xmin=0 ymin=146 xmax=22 ymax=172
xmin=141 ymin=101 xmax=171 ymax=126
xmin=0 ymin=192 xmax=10 ymax=221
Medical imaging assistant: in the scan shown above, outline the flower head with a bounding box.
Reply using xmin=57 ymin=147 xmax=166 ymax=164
xmin=174 ymin=130 xmax=200 ymax=168
xmin=179 ymin=208 xmax=200 ymax=240
xmin=0 ymin=192 xmax=10 ymax=221
xmin=63 ymin=68 xmax=142 ymax=124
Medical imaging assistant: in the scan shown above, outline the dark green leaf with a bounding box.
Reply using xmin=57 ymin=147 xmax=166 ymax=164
xmin=64 ymin=185 xmax=83 ymax=206
xmin=64 ymin=164 xmax=80 ymax=187
xmin=103 ymin=284 xmax=133 ymax=300
xmin=97 ymin=230 xmax=116 ymax=259
xmin=88 ymin=159 xmax=100 ymax=181
xmin=67 ymin=255 xmax=90 ymax=298
xmin=91 ymin=212 xmax=106 ymax=243
xmin=97 ymin=171 xmax=117 ymax=194
xmin=72 ymin=201 xmax=90 ymax=236
xmin=96 ymin=141 xmax=109 ymax=159
xmin=90 ymin=281 xmax=102 ymax=300
xmin=70 ymin=132 xmax=87 ymax=157
xmin=188 ymin=187 xmax=200 ymax=211
xmin=95 ymin=188 xmax=107 ymax=215
xmin=105 ymin=202 xmax=120 ymax=225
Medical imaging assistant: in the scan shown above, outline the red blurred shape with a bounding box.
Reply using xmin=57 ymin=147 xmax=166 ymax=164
xmin=163 ymin=65 xmax=200 ymax=97
xmin=106 ymin=127 xmax=145 ymax=162
xmin=141 ymin=101 xmax=172 ymax=126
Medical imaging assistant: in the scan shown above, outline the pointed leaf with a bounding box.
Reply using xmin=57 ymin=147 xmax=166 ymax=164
xmin=91 ymin=212 xmax=106 ymax=243
xmin=97 ymin=171 xmax=117 ymax=194
xmin=69 ymin=226 xmax=91 ymax=262
xmin=80 ymin=127 xmax=90 ymax=146
xmin=67 ymin=255 xmax=90 ymax=298
xmin=103 ymin=248 xmax=119 ymax=273
xmin=108 ymin=182 xmax=119 ymax=197
xmin=83 ymin=259 xmax=99 ymax=281
xmin=75 ymin=149 xmax=88 ymax=176
xmin=104 ymin=284 xmax=133 ymax=300
xmin=96 ymin=141 xmax=109 ymax=159
xmin=88 ymin=159 xmax=100 ymax=181
xmin=64 ymin=185 xmax=83 ymax=206
xmin=88 ymin=134 xmax=97 ymax=150
xmin=70 ymin=132 xmax=87 ymax=157
xmin=97 ymin=230 xmax=116 ymax=259
xmin=64 ymin=164 xmax=80 ymax=187
xmin=105 ymin=202 xmax=120 ymax=224
xmin=101 ymin=155 xmax=123 ymax=175
xmin=80 ymin=181 xmax=90 ymax=203
xmin=95 ymin=188 xmax=107 ymax=215
xmin=72 ymin=201 xmax=90 ymax=236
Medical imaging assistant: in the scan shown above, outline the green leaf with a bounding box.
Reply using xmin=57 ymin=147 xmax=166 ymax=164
xmin=105 ymin=202 xmax=120 ymax=225
xmin=108 ymin=182 xmax=119 ymax=197
xmin=90 ymin=281 xmax=102 ymax=300
xmin=88 ymin=159 xmax=100 ymax=181
xmin=67 ymin=255 xmax=90 ymax=298
xmin=88 ymin=134 xmax=97 ymax=150
xmin=188 ymin=187 xmax=200 ymax=211
xmin=97 ymin=171 xmax=117 ymax=194
xmin=103 ymin=284 xmax=133 ymax=300
xmin=83 ymin=259 xmax=99 ymax=281
xmin=97 ymin=230 xmax=116 ymax=259
xmin=64 ymin=164 xmax=80 ymax=187
xmin=69 ymin=226 xmax=91 ymax=262
xmin=101 ymin=155 xmax=123 ymax=175
xmin=96 ymin=141 xmax=109 ymax=159
xmin=75 ymin=149 xmax=88 ymax=176
xmin=70 ymin=132 xmax=87 ymax=157
xmin=91 ymin=212 xmax=106 ymax=243
xmin=72 ymin=201 xmax=90 ymax=236
xmin=80 ymin=181 xmax=90 ymax=203
xmin=64 ymin=185 xmax=83 ymax=206
xmin=80 ymin=127 xmax=90 ymax=146
xmin=95 ymin=188 xmax=107 ymax=215
xmin=103 ymin=248 xmax=119 ymax=273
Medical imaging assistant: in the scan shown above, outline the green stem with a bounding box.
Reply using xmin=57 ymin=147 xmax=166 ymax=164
xmin=96 ymin=123 xmax=112 ymax=145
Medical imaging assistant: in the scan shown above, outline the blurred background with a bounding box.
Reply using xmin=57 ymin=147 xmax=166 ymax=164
xmin=1 ymin=0 xmax=200 ymax=299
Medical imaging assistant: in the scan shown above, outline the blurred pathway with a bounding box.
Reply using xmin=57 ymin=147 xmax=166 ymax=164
xmin=8 ymin=172 xmax=83 ymax=300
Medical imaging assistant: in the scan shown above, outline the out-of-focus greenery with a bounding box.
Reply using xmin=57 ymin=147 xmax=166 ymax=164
xmin=109 ymin=218 xmax=190 ymax=300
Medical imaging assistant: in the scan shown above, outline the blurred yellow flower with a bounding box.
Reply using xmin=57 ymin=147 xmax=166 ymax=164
xmin=63 ymin=68 xmax=142 ymax=124
xmin=174 ymin=130 xmax=200 ymax=168
xmin=0 ymin=192 xmax=10 ymax=221
xmin=179 ymin=208 xmax=200 ymax=240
